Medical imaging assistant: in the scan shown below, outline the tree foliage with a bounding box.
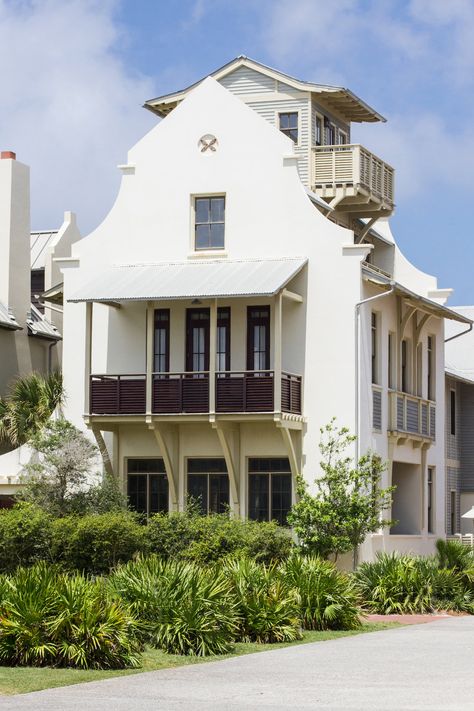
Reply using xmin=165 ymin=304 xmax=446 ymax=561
xmin=288 ymin=420 xmax=394 ymax=564
xmin=0 ymin=371 xmax=64 ymax=452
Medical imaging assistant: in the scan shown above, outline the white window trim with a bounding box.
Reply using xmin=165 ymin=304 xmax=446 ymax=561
xmin=190 ymin=193 xmax=226 ymax=253
xmin=276 ymin=109 xmax=301 ymax=148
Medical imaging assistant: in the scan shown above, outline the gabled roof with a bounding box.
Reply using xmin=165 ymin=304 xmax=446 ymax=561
xmin=31 ymin=230 xmax=58 ymax=270
xmin=144 ymin=55 xmax=385 ymax=124
xmin=68 ymin=258 xmax=307 ymax=304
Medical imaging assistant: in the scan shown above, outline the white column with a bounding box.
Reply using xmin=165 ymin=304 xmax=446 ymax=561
xmin=84 ymin=301 xmax=93 ymax=415
xmin=274 ymin=292 xmax=282 ymax=413
xmin=146 ymin=301 xmax=154 ymax=416
xmin=209 ymin=298 xmax=217 ymax=414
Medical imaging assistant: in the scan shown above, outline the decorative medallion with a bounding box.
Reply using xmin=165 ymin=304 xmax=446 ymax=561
xmin=198 ymin=134 xmax=218 ymax=153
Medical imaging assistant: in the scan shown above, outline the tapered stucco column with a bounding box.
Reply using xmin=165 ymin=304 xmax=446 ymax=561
xmin=209 ymin=298 xmax=217 ymax=414
xmin=274 ymin=291 xmax=282 ymax=413
xmin=146 ymin=302 xmax=154 ymax=416
xmin=84 ymin=302 xmax=93 ymax=415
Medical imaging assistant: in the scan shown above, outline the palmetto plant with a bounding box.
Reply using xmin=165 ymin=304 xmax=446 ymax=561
xmin=0 ymin=371 xmax=64 ymax=451
xmin=281 ymin=555 xmax=361 ymax=630
xmin=110 ymin=556 xmax=239 ymax=656
xmin=223 ymin=557 xmax=302 ymax=643
xmin=0 ymin=563 xmax=140 ymax=669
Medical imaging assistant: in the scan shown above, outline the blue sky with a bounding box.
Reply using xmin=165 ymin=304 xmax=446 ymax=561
xmin=1 ymin=0 xmax=473 ymax=303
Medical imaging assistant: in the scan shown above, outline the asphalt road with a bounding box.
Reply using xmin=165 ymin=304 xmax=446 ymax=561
xmin=2 ymin=617 xmax=473 ymax=711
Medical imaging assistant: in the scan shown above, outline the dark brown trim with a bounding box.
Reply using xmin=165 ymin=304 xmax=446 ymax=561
xmin=186 ymin=308 xmax=210 ymax=372
xmin=154 ymin=309 xmax=170 ymax=374
xmin=217 ymin=306 xmax=231 ymax=371
xmin=247 ymin=306 xmax=270 ymax=371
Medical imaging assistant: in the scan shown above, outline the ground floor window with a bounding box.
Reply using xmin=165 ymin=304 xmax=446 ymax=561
xmin=127 ymin=458 xmax=168 ymax=515
xmin=248 ymin=457 xmax=291 ymax=525
xmin=187 ymin=458 xmax=229 ymax=514
xmin=427 ymin=467 xmax=434 ymax=534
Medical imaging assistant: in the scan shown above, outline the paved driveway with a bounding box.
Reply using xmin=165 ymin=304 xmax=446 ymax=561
xmin=3 ymin=617 xmax=474 ymax=711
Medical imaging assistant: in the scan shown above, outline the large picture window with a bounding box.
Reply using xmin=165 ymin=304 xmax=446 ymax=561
xmin=127 ymin=458 xmax=168 ymax=515
xmin=187 ymin=458 xmax=229 ymax=514
xmin=248 ymin=458 xmax=291 ymax=525
xmin=194 ymin=196 xmax=225 ymax=250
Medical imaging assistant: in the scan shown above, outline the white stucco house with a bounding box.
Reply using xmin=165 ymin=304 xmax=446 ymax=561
xmin=58 ymin=56 xmax=471 ymax=560
xmin=0 ymin=150 xmax=80 ymax=503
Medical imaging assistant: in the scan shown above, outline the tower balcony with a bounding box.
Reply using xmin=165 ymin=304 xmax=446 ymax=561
xmin=311 ymin=144 xmax=395 ymax=219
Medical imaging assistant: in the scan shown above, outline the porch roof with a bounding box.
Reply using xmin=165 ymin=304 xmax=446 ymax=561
xmin=68 ymin=257 xmax=307 ymax=304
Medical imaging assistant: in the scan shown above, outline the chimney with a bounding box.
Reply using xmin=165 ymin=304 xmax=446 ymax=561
xmin=0 ymin=152 xmax=31 ymax=320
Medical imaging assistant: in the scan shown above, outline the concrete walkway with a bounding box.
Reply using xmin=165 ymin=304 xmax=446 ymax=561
xmin=3 ymin=617 xmax=474 ymax=710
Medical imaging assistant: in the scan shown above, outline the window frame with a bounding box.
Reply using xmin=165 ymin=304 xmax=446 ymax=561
xmin=126 ymin=458 xmax=169 ymax=516
xmin=401 ymin=339 xmax=410 ymax=394
xmin=247 ymin=457 xmax=292 ymax=526
xmin=153 ymin=309 xmax=170 ymax=375
xmin=314 ymin=113 xmax=323 ymax=146
xmin=427 ymin=467 xmax=434 ymax=534
xmin=450 ymin=388 xmax=456 ymax=436
xmin=216 ymin=306 xmax=231 ymax=372
xmin=186 ymin=457 xmax=229 ymax=515
xmin=371 ymin=311 xmax=379 ymax=385
xmin=193 ymin=195 xmax=226 ymax=252
xmin=388 ymin=332 xmax=396 ymax=390
xmin=450 ymin=489 xmax=457 ymax=535
xmin=278 ymin=111 xmax=299 ymax=145
xmin=247 ymin=306 xmax=270 ymax=372
xmin=427 ymin=335 xmax=435 ymax=401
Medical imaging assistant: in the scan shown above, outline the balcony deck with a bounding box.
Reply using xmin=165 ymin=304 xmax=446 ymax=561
xmin=89 ymin=371 xmax=302 ymax=417
xmin=388 ymin=390 xmax=436 ymax=441
xmin=312 ymin=144 xmax=394 ymax=218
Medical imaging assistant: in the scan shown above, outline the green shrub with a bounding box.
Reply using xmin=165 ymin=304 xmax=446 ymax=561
xmin=0 ymin=503 xmax=53 ymax=572
xmin=52 ymin=512 xmax=147 ymax=574
xmin=0 ymin=563 xmax=140 ymax=669
xmin=110 ymin=556 xmax=239 ymax=656
xmin=354 ymin=552 xmax=436 ymax=614
xmin=146 ymin=511 xmax=292 ymax=564
xmin=223 ymin=557 xmax=302 ymax=643
xmin=281 ymin=555 xmax=361 ymax=630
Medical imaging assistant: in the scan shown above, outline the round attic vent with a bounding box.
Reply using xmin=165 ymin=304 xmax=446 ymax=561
xmin=198 ymin=134 xmax=218 ymax=153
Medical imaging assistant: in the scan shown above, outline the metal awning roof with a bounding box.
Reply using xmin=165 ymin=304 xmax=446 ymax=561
xmin=362 ymin=267 xmax=473 ymax=325
xmin=68 ymin=258 xmax=307 ymax=304
xmin=0 ymin=301 xmax=20 ymax=330
xmin=26 ymin=305 xmax=61 ymax=341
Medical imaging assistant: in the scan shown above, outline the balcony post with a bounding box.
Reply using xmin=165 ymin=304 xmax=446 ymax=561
xmin=209 ymin=298 xmax=217 ymax=414
xmin=274 ymin=291 xmax=282 ymax=413
xmin=146 ymin=302 xmax=154 ymax=415
xmin=84 ymin=301 xmax=92 ymax=415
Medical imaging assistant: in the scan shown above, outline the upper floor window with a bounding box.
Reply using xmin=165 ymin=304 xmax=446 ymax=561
xmin=154 ymin=309 xmax=170 ymax=374
xmin=338 ymin=130 xmax=347 ymax=145
xmin=279 ymin=112 xmax=298 ymax=143
xmin=427 ymin=335 xmax=435 ymax=400
xmin=194 ymin=196 xmax=225 ymax=250
xmin=450 ymin=389 xmax=456 ymax=436
xmin=371 ymin=312 xmax=378 ymax=385
xmin=247 ymin=306 xmax=270 ymax=371
xmin=401 ymin=339 xmax=409 ymax=393
xmin=315 ymin=115 xmax=323 ymax=146
xmin=325 ymin=119 xmax=336 ymax=145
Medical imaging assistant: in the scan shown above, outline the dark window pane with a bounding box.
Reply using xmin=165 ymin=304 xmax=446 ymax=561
xmin=195 ymin=198 xmax=210 ymax=223
xmin=249 ymin=473 xmax=269 ymax=521
xmin=127 ymin=459 xmax=166 ymax=473
xmin=128 ymin=474 xmax=147 ymax=514
xmin=209 ymin=473 xmax=229 ymax=513
xmin=188 ymin=458 xmax=227 ymax=473
xmin=149 ymin=474 xmax=169 ymax=514
xmin=248 ymin=457 xmax=290 ymax=473
xmin=188 ymin=474 xmax=208 ymax=514
xmin=271 ymin=473 xmax=292 ymax=525
xmin=210 ymin=223 xmax=225 ymax=248
xmin=196 ymin=224 xmax=210 ymax=249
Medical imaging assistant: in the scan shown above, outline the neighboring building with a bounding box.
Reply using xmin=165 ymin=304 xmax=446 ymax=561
xmin=54 ymin=56 xmax=470 ymax=560
xmin=0 ymin=150 xmax=80 ymax=503
xmin=445 ymin=308 xmax=474 ymax=537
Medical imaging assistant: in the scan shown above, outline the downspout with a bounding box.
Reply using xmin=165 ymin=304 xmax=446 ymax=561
xmin=355 ymin=282 xmax=395 ymax=462
xmin=444 ymin=322 xmax=473 ymax=343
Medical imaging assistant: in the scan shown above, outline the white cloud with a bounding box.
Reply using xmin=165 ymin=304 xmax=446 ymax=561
xmin=0 ymin=0 xmax=156 ymax=233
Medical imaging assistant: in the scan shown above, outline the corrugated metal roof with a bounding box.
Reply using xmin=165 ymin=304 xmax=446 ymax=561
xmin=69 ymin=258 xmax=307 ymax=303
xmin=30 ymin=230 xmax=58 ymax=270
xmin=26 ymin=305 xmax=61 ymax=340
xmin=0 ymin=301 xmax=20 ymax=330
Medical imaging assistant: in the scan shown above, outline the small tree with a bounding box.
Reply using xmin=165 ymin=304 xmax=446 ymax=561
xmin=288 ymin=420 xmax=394 ymax=567
xmin=18 ymin=419 xmax=99 ymax=516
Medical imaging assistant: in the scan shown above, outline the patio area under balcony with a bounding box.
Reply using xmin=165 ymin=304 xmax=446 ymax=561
xmin=311 ymin=144 xmax=394 ymax=218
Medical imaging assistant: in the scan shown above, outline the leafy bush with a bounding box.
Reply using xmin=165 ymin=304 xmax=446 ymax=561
xmin=147 ymin=510 xmax=292 ymax=564
xmin=223 ymin=557 xmax=302 ymax=643
xmin=0 ymin=563 xmax=140 ymax=669
xmin=354 ymin=552 xmax=436 ymax=614
xmin=281 ymin=555 xmax=361 ymax=630
xmin=110 ymin=556 xmax=239 ymax=656
xmin=0 ymin=504 xmax=53 ymax=572
xmin=52 ymin=511 xmax=147 ymax=574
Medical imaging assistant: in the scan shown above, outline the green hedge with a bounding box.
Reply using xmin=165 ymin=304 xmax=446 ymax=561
xmin=0 ymin=504 xmax=292 ymax=574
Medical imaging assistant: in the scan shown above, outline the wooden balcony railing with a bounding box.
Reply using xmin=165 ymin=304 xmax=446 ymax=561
xmin=90 ymin=371 xmax=302 ymax=416
xmin=389 ymin=391 xmax=435 ymax=440
xmin=312 ymin=144 xmax=394 ymax=212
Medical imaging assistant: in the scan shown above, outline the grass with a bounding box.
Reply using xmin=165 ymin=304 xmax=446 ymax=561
xmin=0 ymin=622 xmax=399 ymax=696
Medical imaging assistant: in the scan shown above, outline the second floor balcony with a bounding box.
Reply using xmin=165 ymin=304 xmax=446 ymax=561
xmin=311 ymin=144 xmax=395 ymax=218
xmin=89 ymin=370 xmax=302 ymax=417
